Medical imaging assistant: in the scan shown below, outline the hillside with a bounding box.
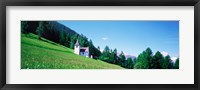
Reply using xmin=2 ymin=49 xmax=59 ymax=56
xmin=26 ymin=21 xmax=77 ymax=35
xmin=21 ymin=33 xmax=123 ymax=69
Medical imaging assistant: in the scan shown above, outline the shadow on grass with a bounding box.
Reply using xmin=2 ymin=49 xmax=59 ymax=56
xmin=41 ymin=39 xmax=58 ymax=46
xmin=22 ymin=37 xmax=72 ymax=54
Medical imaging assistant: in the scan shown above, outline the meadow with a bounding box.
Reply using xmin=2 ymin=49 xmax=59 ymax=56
xmin=21 ymin=33 xmax=123 ymax=69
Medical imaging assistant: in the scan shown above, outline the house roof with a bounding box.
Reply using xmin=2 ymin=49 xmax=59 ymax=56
xmin=80 ymin=47 xmax=89 ymax=52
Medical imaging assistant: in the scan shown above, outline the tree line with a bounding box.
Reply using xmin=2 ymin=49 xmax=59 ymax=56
xmin=99 ymin=46 xmax=179 ymax=69
xmin=21 ymin=21 xmax=179 ymax=69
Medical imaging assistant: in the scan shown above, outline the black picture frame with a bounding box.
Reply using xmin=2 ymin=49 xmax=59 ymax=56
xmin=0 ymin=0 xmax=199 ymax=90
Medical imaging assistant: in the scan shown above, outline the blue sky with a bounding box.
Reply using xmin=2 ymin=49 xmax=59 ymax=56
xmin=57 ymin=20 xmax=179 ymax=58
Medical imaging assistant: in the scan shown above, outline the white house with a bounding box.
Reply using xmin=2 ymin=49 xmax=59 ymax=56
xmin=74 ymin=40 xmax=90 ymax=57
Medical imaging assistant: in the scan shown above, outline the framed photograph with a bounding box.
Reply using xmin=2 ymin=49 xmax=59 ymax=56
xmin=0 ymin=0 xmax=199 ymax=90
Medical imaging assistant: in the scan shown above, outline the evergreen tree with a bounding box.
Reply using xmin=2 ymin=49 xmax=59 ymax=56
xmin=70 ymin=34 xmax=78 ymax=49
xmin=88 ymin=40 xmax=95 ymax=56
xmin=21 ymin=21 xmax=29 ymax=36
xmin=174 ymin=58 xmax=179 ymax=69
xmin=134 ymin=48 xmax=153 ymax=69
xmin=112 ymin=48 xmax=117 ymax=64
xmin=97 ymin=46 xmax=100 ymax=51
xmin=59 ymin=31 xmax=66 ymax=45
xmin=65 ymin=33 xmax=71 ymax=47
xmin=93 ymin=47 xmax=102 ymax=59
xmin=100 ymin=46 xmax=110 ymax=62
xmin=151 ymin=51 xmax=163 ymax=69
xmin=163 ymin=55 xmax=173 ymax=69
xmin=127 ymin=57 xmax=133 ymax=69
xmin=145 ymin=48 xmax=153 ymax=68
xmin=109 ymin=49 xmax=114 ymax=63
xmin=119 ymin=51 xmax=126 ymax=67
xmin=77 ymin=34 xmax=88 ymax=47
xmin=104 ymin=46 xmax=110 ymax=53
xmin=36 ymin=21 xmax=44 ymax=40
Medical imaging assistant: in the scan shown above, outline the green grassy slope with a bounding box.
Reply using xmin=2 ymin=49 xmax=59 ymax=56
xmin=21 ymin=33 xmax=123 ymax=69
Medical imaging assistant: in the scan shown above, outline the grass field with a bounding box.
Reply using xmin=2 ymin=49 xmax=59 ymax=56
xmin=21 ymin=33 xmax=123 ymax=69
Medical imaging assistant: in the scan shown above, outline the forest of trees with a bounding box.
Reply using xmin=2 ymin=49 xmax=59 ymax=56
xmin=21 ymin=21 xmax=101 ymax=59
xmin=21 ymin=21 xmax=179 ymax=69
xmin=99 ymin=46 xmax=179 ymax=69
